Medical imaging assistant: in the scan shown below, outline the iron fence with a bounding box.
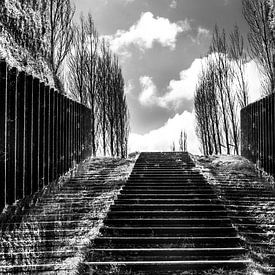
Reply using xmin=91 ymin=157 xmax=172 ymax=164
xmin=0 ymin=60 xmax=92 ymax=211
xmin=241 ymin=92 xmax=275 ymax=176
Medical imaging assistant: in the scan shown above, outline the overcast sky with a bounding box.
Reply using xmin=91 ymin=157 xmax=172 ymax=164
xmin=72 ymin=0 xmax=262 ymax=154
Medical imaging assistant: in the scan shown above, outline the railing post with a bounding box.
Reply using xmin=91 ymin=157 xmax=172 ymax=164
xmin=69 ymin=100 xmax=73 ymax=168
xmin=32 ymin=77 xmax=40 ymax=193
xmin=24 ymin=75 xmax=33 ymax=196
xmin=61 ymin=95 xmax=65 ymax=174
xmin=39 ymin=82 xmax=45 ymax=189
xmin=74 ymin=102 xmax=77 ymax=162
xmin=15 ymin=71 xmax=25 ymax=200
xmin=64 ymin=97 xmax=68 ymax=172
xmin=66 ymin=97 xmax=70 ymax=170
xmin=43 ymin=86 xmax=50 ymax=186
xmin=72 ymin=101 xmax=75 ymax=164
xmin=0 ymin=61 xmax=7 ymax=210
xmin=256 ymin=101 xmax=260 ymax=167
xmin=53 ymin=90 xmax=58 ymax=180
xmin=6 ymin=67 xmax=17 ymax=205
xmin=49 ymin=88 xmax=54 ymax=182
xmin=271 ymin=94 xmax=275 ymax=176
xmin=76 ymin=103 xmax=79 ymax=162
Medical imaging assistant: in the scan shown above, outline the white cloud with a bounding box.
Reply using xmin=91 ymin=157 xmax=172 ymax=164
xmin=170 ymin=0 xmax=177 ymax=9
xmin=105 ymin=12 xmax=190 ymax=54
xmin=159 ymin=56 xmax=210 ymax=109
xmin=129 ymin=111 xmax=201 ymax=155
xmin=139 ymin=76 xmax=159 ymax=106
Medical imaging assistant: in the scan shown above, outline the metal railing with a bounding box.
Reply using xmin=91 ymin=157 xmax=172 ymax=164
xmin=241 ymin=92 xmax=275 ymax=176
xmin=0 ymin=60 xmax=92 ymax=211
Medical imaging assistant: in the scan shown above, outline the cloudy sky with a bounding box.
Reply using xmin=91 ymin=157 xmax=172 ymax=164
xmin=72 ymin=0 xmax=262 ymax=154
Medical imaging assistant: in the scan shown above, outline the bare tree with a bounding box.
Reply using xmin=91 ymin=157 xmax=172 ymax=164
xmin=210 ymin=25 xmax=231 ymax=154
xmin=85 ymin=13 xmax=99 ymax=156
xmin=242 ymin=0 xmax=275 ymax=94
xmin=48 ymin=0 xmax=75 ymax=92
xmin=229 ymin=25 xmax=249 ymax=108
xmin=97 ymin=39 xmax=111 ymax=156
xmin=68 ymin=15 xmax=88 ymax=104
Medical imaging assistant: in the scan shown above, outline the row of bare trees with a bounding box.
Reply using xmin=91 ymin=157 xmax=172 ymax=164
xmin=68 ymin=14 xmax=129 ymax=158
xmin=195 ymin=0 xmax=275 ymax=156
xmin=195 ymin=25 xmax=247 ymax=155
xmin=36 ymin=0 xmax=129 ymax=157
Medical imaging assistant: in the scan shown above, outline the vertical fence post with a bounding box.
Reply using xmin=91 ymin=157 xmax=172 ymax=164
xmin=61 ymin=94 xmax=65 ymax=175
xmin=271 ymin=94 xmax=274 ymax=175
xmin=39 ymin=82 xmax=45 ymax=189
xmin=16 ymin=71 xmax=25 ymax=200
xmin=66 ymin=97 xmax=70 ymax=171
xmin=76 ymin=103 xmax=79 ymax=163
xmin=6 ymin=67 xmax=17 ymax=205
xmin=32 ymin=78 xmax=40 ymax=193
xmin=73 ymin=101 xmax=76 ymax=163
xmin=49 ymin=88 xmax=54 ymax=182
xmin=25 ymin=75 xmax=33 ymax=196
xmin=53 ymin=90 xmax=58 ymax=180
xmin=64 ymin=97 xmax=68 ymax=172
xmin=251 ymin=103 xmax=255 ymax=162
xmin=61 ymin=95 xmax=65 ymax=174
xmin=44 ymin=86 xmax=50 ymax=186
xmin=69 ymin=100 xmax=73 ymax=168
xmin=256 ymin=101 xmax=260 ymax=168
xmin=0 ymin=61 xmax=7 ymax=210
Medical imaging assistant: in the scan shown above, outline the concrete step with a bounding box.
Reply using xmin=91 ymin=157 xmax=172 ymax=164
xmin=118 ymin=194 xmax=217 ymax=199
xmin=100 ymin=226 xmax=237 ymax=237
xmin=126 ymin=183 xmax=209 ymax=187
xmin=122 ymin=186 xmax=212 ymax=190
xmin=120 ymin=191 xmax=214 ymax=196
xmin=110 ymin=204 xmax=226 ymax=211
xmin=107 ymin=210 xmax=229 ymax=219
xmin=82 ymin=260 xmax=250 ymax=274
xmin=93 ymin=236 xmax=243 ymax=248
xmin=114 ymin=198 xmax=222 ymax=204
xmin=104 ymin=218 xmax=232 ymax=227
xmin=128 ymin=178 xmax=207 ymax=183
xmin=88 ymin=247 xmax=246 ymax=261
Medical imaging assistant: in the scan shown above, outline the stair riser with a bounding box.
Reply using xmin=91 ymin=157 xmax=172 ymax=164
xmin=122 ymin=187 xmax=213 ymax=193
xmin=118 ymin=192 xmax=217 ymax=199
xmin=83 ymin=262 xmax=248 ymax=273
xmin=93 ymin=238 xmax=242 ymax=248
xmin=104 ymin=220 xmax=231 ymax=227
xmin=107 ymin=212 xmax=228 ymax=218
xmin=114 ymin=199 xmax=222 ymax=204
xmin=110 ymin=205 xmax=226 ymax=211
xmin=100 ymin=228 xmax=237 ymax=237
xmin=90 ymin=255 xmax=244 ymax=262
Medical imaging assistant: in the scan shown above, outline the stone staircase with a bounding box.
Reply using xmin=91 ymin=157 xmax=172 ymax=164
xmin=83 ymin=152 xmax=250 ymax=274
